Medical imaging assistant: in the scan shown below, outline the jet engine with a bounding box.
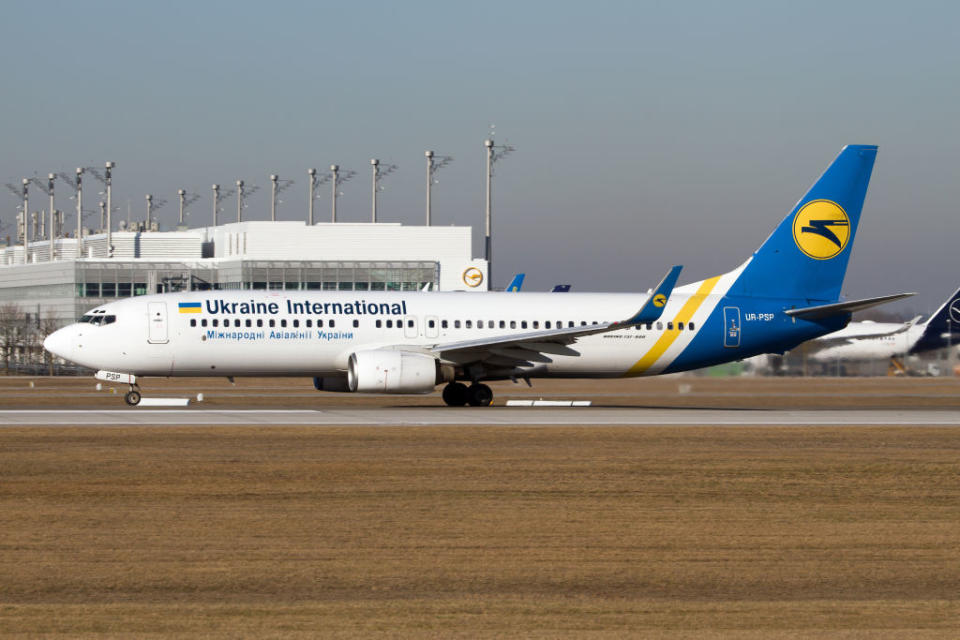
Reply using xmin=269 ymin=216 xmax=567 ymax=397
xmin=348 ymin=350 xmax=452 ymax=394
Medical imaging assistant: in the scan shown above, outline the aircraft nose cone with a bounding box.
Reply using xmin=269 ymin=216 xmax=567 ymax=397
xmin=43 ymin=327 xmax=73 ymax=360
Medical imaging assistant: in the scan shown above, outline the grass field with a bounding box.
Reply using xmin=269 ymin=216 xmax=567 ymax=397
xmin=2 ymin=393 xmax=960 ymax=637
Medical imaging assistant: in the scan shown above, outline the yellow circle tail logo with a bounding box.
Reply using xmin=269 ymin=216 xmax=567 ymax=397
xmin=652 ymin=293 xmax=667 ymax=307
xmin=792 ymin=199 xmax=850 ymax=260
xmin=462 ymin=267 xmax=483 ymax=288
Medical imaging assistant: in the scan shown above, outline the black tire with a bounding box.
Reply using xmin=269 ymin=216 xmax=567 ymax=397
xmin=467 ymin=383 xmax=493 ymax=407
xmin=125 ymin=390 xmax=142 ymax=406
xmin=442 ymin=382 xmax=469 ymax=407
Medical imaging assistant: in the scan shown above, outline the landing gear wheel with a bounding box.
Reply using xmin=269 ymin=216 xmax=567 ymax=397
xmin=442 ymin=382 xmax=469 ymax=407
xmin=467 ymin=383 xmax=493 ymax=407
xmin=124 ymin=390 xmax=142 ymax=406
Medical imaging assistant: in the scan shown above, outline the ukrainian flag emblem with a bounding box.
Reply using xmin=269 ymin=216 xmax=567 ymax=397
xmin=178 ymin=302 xmax=202 ymax=314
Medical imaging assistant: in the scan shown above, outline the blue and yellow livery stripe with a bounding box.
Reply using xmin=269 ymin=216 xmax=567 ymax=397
xmin=178 ymin=302 xmax=202 ymax=314
xmin=626 ymin=275 xmax=722 ymax=376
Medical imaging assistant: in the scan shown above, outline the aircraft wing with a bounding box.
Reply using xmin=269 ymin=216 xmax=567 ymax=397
xmin=429 ymin=266 xmax=682 ymax=369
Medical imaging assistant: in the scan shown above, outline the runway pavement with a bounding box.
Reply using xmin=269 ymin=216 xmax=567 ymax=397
xmin=3 ymin=407 xmax=960 ymax=426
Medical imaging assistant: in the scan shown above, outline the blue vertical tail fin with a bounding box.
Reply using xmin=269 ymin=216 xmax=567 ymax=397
xmin=727 ymin=145 xmax=878 ymax=303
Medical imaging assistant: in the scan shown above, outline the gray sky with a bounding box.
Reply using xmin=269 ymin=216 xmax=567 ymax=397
xmin=2 ymin=1 xmax=957 ymax=314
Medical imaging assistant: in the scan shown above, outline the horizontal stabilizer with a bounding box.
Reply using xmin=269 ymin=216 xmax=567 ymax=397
xmin=785 ymin=292 xmax=915 ymax=320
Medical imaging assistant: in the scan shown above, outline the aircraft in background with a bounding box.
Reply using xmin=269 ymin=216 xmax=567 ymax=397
xmin=45 ymin=145 xmax=909 ymax=407
xmin=505 ymin=273 xmax=525 ymax=292
xmin=808 ymin=286 xmax=960 ymax=363
xmin=551 ymin=284 xmax=571 ymax=292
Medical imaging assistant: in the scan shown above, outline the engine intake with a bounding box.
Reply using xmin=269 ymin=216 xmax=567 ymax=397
xmin=348 ymin=350 xmax=449 ymax=394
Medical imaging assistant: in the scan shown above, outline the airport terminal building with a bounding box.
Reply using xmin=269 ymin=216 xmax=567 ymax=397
xmin=0 ymin=220 xmax=489 ymax=329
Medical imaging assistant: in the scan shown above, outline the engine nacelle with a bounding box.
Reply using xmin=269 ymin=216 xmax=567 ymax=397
xmin=348 ymin=350 xmax=450 ymax=394
xmin=313 ymin=376 xmax=350 ymax=392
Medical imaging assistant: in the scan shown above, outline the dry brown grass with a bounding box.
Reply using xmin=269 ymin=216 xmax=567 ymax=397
xmin=2 ymin=423 xmax=959 ymax=637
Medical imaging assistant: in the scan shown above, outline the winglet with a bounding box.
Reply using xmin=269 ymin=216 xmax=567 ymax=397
xmin=622 ymin=265 xmax=683 ymax=325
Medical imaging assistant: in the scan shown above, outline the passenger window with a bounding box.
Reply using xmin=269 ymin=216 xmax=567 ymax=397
xmin=235 ymin=319 xmax=241 ymax=328
xmin=441 ymin=320 xmax=448 ymax=329
xmin=521 ymin=321 xmax=528 ymax=329
xmin=532 ymin=321 xmax=539 ymax=329
xmin=465 ymin=320 xmax=472 ymax=329
xmin=353 ymin=319 xmax=359 ymax=328
xmin=478 ymin=320 xmax=484 ymax=329
xmin=212 ymin=319 xmax=219 ymax=327
xmin=499 ymin=320 xmax=505 ymax=329
xmin=581 ymin=321 xmax=587 ymax=326
xmin=293 ymin=319 xmax=300 ymax=328
xmin=428 ymin=319 xmax=435 ymax=328
xmin=569 ymin=321 xmax=575 ymax=328
xmin=245 ymin=319 xmax=252 ymax=328
xmin=688 ymin=321 xmax=695 ymax=331
xmin=317 ymin=319 xmax=324 ymax=328
xmin=329 ymin=320 xmax=335 ymax=328
xmin=376 ymin=319 xmax=382 ymax=328
xmin=678 ymin=322 xmax=684 ymax=330
xmin=281 ymin=319 xmax=287 ymax=328
xmin=510 ymin=320 xmax=516 ymax=329
xmin=656 ymin=322 xmax=663 ymax=330
xmin=645 ymin=323 xmax=652 ymax=330
xmin=407 ymin=319 xmax=413 ymax=328
xmin=190 ymin=319 xmax=197 ymax=327
xmin=257 ymin=319 xmax=263 ymax=328
xmin=667 ymin=322 xmax=674 ymax=330
xmin=269 ymin=319 xmax=275 ymax=328
xmin=455 ymin=320 xmax=461 ymax=328
xmin=387 ymin=319 xmax=393 ymax=328
xmin=201 ymin=319 xmax=208 ymax=327
xmin=545 ymin=321 xmax=551 ymax=329
xmin=306 ymin=319 xmax=312 ymax=328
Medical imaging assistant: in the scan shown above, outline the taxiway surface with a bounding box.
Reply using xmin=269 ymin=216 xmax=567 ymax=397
xmin=3 ymin=407 xmax=960 ymax=426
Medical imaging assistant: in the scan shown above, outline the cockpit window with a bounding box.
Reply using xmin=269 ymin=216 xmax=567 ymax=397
xmin=83 ymin=314 xmax=117 ymax=326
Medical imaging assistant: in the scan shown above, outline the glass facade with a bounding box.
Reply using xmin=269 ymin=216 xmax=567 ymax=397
xmin=71 ymin=260 xmax=439 ymax=297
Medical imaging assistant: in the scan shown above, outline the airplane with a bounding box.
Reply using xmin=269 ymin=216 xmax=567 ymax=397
xmin=505 ymin=273 xmax=525 ymax=292
xmin=551 ymin=284 xmax=572 ymax=292
xmin=44 ymin=144 xmax=910 ymax=407
xmin=807 ymin=286 xmax=960 ymax=363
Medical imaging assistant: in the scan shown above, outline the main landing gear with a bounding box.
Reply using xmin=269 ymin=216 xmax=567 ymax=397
xmin=124 ymin=384 xmax=142 ymax=406
xmin=442 ymin=382 xmax=493 ymax=407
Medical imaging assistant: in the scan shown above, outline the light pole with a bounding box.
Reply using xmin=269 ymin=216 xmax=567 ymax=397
xmin=370 ymin=158 xmax=397 ymax=223
xmin=484 ymin=138 xmax=514 ymax=285
xmin=329 ymin=165 xmax=355 ymax=223
xmin=425 ymin=150 xmax=452 ymax=226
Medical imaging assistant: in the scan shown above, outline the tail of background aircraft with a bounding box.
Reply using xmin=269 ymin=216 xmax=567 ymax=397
xmin=505 ymin=273 xmax=525 ymax=292
xmin=727 ymin=145 xmax=878 ymax=303
xmin=910 ymin=286 xmax=960 ymax=353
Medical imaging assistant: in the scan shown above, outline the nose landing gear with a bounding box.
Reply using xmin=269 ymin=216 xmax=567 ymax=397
xmin=124 ymin=385 xmax=142 ymax=406
xmin=442 ymin=382 xmax=493 ymax=407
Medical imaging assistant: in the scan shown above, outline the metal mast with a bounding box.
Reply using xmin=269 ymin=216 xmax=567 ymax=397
xmin=269 ymin=174 xmax=294 ymax=221
xmin=484 ymin=137 xmax=514 ymax=285
xmin=425 ymin=150 xmax=452 ymax=226
xmin=370 ymin=158 xmax=397 ymax=223
xmin=329 ymin=165 xmax=355 ymax=223
xmin=307 ymin=169 xmax=317 ymax=225
xmin=177 ymin=189 xmax=200 ymax=227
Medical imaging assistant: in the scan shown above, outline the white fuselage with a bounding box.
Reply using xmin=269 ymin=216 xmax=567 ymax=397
xmin=44 ymin=275 xmax=745 ymax=380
